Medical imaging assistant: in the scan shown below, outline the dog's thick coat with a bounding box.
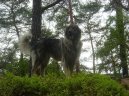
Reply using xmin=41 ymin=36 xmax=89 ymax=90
xmin=19 ymin=25 xmax=82 ymax=76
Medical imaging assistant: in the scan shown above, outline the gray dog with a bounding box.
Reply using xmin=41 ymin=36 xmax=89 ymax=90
xmin=19 ymin=24 xmax=82 ymax=76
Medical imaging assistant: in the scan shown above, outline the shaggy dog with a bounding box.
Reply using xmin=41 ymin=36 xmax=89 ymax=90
xmin=19 ymin=24 xmax=82 ymax=76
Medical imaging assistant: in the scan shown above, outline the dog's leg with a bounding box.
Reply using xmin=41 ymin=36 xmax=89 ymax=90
xmin=32 ymin=59 xmax=40 ymax=75
xmin=75 ymin=59 xmax=80 ymax=73
xmin=62 ymin=57 xmax=74 ymax=77
xmin=31 ymin=51 xmax=38 ymax=75
xmin=29 ymin=56 xmax=32 ymax=77
xmin=75 ymin=41 xmax=82 ymax=73
xmin=40 ymin=54 xmax=50 ymax=76
xmin=63 ymin=65 xmax=71 ymax=77
xmin=31 ymin=51 xmax=36 ymax=68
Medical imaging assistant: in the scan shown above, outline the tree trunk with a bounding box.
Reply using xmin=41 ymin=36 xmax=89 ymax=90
xmin=116 ymin=2 xmax=128 ymax=78
xmin=89 ymin=32 xmax=95 ymax=74
xmin=111 ymin=55 xmax=117 ymax=76
xmin=29 ymin=0 xmax=42 ymax=77
xmin=87 ymin=22 xmax=95 ymax=74
xmin=68 ymin=0 xmax=74 ymax=24
xmin=31 ymin=0 xmax=42 ymax=39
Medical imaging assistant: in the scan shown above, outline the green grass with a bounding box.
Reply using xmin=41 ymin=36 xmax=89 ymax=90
xmin=0 ymin=73 xmax=128 ymax=96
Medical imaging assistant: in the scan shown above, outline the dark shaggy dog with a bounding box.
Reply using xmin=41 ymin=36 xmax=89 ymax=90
xmin=19 ymin=24 xmax=82 ymax=76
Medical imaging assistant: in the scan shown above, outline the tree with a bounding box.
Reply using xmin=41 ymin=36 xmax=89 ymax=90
xmin=96 ymin=0 xmax=129 ymax=77
xmin=96 ymin=26 xmax=120 ymax=75
xmin=0 ymin=0 xmax=31 ymax=38
xmin=0 ymin=0 xmax=31 ymax=74
xmin=31 ymin=0 xmax=42 ymax=39
xmin=31 ymin=0 xmax=64 ymax=39
xmin=115 ymin=1 xmax=128 ymax=77
xmin=30 ymin=0 xmax=64 ymax=76
xmin=77 ymin=1 xmax=101 ymax=73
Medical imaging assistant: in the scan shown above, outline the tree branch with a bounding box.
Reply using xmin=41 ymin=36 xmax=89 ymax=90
xmin=41 ymin=0 xmax=64 ymax=13
xmin=68 ymin=0 xmax=74 ymax=24
xmin=111 ymin=0 xmax=129 ymax=11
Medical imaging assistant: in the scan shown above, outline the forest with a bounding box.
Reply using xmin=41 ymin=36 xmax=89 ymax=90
xmin=0 ymin=0 xmax=129 ymax=96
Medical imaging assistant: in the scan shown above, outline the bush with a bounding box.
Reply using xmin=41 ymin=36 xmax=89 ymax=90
xmin=0 ymin=73 xmax=128 ymax=96
xmin=5 ymin=59 xmax=29 ymax=76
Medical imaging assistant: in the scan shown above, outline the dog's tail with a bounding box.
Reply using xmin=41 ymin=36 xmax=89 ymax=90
xmin=19 ymin=32 xmax=32 ymax=55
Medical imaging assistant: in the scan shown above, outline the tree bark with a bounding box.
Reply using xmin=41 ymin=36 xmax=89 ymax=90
xmin=87 ymin=21 xmax=96 ymax=74
xmin=111 ymin=55 xmax=117 ymax=76
xmin=29 ymin=0 xmax=42 ymax=77
xmin=89 ymin=31 xmax=95 ymax=74
xmin=41 ymin=0 xmax=63 ymax=13
xmin=31 ymin=0 xmax=42 ymax=39
xmin=68 ymin=0 xmax=74 ymax=24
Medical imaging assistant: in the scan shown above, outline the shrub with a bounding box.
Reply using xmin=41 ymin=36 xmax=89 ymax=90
xmin=5 ymin=59 xmax=29 ymax=76
xmin=0 ymin=73 xmax=128 ymax=96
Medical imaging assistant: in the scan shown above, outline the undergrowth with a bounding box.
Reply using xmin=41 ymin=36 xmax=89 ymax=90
xmin=0 ymin=73 xmax=128 ymax=96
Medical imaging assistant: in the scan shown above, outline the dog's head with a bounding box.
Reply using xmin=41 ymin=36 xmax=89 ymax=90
xmin=65 ymin=24 xmax=81 ymax=43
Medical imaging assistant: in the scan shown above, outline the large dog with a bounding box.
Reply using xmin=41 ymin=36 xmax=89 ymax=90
xmin=19 ymin=24 xmax=82 ymax=76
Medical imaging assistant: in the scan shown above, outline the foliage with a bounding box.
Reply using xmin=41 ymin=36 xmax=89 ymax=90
xmin=95 ymin=27 xmax=120 ymax=75
xmin=0 ymin=43 xmax=18 ymax=69
xmin=45 ymin=60 xmax=63 ymax=75
xmin=0 ymin=0 xmax=31 ymax=29
xmin=6 ymin=59 xmax=29 ymax=76
xmin=0 ymin=73 xmax=128 ymax=96
xmin=96 ymin=2 xmax=128 ymax=77
xmin=96 ymin=28 xmax=119 ymax=58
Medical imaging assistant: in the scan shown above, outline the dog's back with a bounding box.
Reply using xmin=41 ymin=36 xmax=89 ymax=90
xmin=35 ymin=38 xmax=62 ymax=61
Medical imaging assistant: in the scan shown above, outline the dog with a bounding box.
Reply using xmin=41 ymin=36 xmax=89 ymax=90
xmin=19 ymin=24 xmax=82 ymax=76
